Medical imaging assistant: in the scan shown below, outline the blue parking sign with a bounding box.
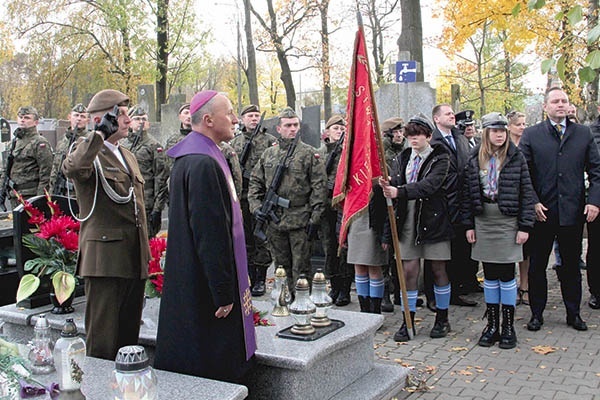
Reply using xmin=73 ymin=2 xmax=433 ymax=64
xmin=396 ymin=61 xmax=417 ymax=83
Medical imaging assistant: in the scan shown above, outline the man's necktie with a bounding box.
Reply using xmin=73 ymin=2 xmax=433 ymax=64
xmin=409 ymin=155 xmax=421 ymax=183
xmin=445 ymin=134 xmax=456 ymax=150
xmin=488 ymin=156 xmax=497 ymax=196
xmin=555 ymin=124 xmax=564 ymax=140
xmin=469 ymin=139 xmax=475 ymax=149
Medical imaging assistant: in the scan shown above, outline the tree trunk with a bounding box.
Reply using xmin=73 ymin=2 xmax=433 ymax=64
xmin=156 ymin=0 xmax=169 ymax=121
xmin=319 ymin=0 xmax=332 ymax=121
xmin=277 ymin=44 xmax=296 ymax=109
xmin=243 ymin=0 xmax=259 ymax=106
xmin=397 ymin=0 xmax=424 ymax=82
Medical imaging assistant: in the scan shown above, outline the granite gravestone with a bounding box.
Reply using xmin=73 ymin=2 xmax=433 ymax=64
xmin=138 ymin=85 xmax=157 ymax=122
xmin=375 ymin=82 xmax=436 ymax=122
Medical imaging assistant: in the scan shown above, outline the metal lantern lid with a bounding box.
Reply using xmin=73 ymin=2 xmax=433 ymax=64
xmin=313 ymin=269 xmax=326 ymax=283
xmin=34 ymin=314 xmax=49 ymax=330
xmin=60 ymin=318 xmax=79 ymax=338
xmin=115 ymin=345 xmax=150 ymax=372
xmin=275 ymin=266 xmax=287 ymax=278
xmin=295 ymin=276 xmax=310 ymax=290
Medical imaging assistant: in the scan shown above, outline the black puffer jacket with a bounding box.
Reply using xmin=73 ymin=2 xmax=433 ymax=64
xmin=460 ymin=142 xmax=535 ymax=232
xmin=388 ymin=143 xmax=453 ymax=245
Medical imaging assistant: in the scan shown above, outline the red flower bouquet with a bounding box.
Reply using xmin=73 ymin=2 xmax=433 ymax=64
xmin=15 ymin=190 xmax=80 ymax=305
xmin=145 ymin=236 xmax=166 ymax=298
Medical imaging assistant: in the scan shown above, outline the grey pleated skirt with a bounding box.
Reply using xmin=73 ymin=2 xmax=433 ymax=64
xmin=399 ymin=200 xmax=451 ymax=261
xmin=347 ymin=211 xmax=388 ymax=266
xmin=472 ymin=202 xmax=522 ymax=263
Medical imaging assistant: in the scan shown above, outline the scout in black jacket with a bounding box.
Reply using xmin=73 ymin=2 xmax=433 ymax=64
xmin=380 ymin=114 xmax=452 ymax=342
xmin=461 ymin=112 xmax=535 ymax=350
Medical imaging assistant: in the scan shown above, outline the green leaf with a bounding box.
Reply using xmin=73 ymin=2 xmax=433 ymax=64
xmin=145 ymin=279 xmax=160 ymax=298
xmin=556 ymin=55 xmax=566 ymax=81
xmin=16 ymin=274 xmax=40 ymax=303
xmin=512 ymin=3 xmax=521 ymax=16
xmin=567 ymin=6 xmax=583 ymax=26
xmin=588 ymin=24 xmax=600 ymax=44
xmin=528 ymin=0 xmax=546 ymax=10
xmin=52 ymin=272 xmax=76 ymax=305
xmin=541 ymin=58 xmax=555 ymax=74
xmin=586 ymin=50 xmax=600 ymax=70
xmin=578 ymin=67 xmax=596 ymax=84
xmin=555 ymin=11 xmax=564 ymax=21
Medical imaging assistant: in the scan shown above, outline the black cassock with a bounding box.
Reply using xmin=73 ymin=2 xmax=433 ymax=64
xmin=154 ymin=154 xmax=255 ymax=383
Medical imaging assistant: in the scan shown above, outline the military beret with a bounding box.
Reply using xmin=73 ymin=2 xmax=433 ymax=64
xmin=178 ymin=103 xmax=190 ymax=114
xmin=326 ymin=115 xmax=345 ymax=129
xmin=481 ymin=112 xmax=508 ymax=129
xmin=241 ymin=104 xmax=260 ymax=115
xmin=408 ymin=113 xmax=435 ymax=133
xmin=190 ymin=90 xmax=219 ymax=115
xmin=278 ymin=107 xmax=298 ymax=119
xmin=17 ymin=106 xmax=39 ymax=118
xmin=381 ymin=117 xmax=404 ymax=132
xmin=71 ymin=103 xmax=87 ymax=113
xmin=455 ymin=109 xmax=475 ymax=125
xmin=128 ymin=105 xmax=147 ymax=117
xmin=87 ymin=89 xmax=130 ymax=114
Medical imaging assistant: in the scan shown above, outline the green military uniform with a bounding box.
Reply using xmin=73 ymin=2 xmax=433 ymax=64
xmin=49 ymin=126 xmax=88 ymax=196
xmin=248 ymin=136 xmax=327 ymax=290
xmin=230 ymin=105 xmax=276 ymax=296
xmin=318 ymin=115 xmax=353 ymax=306
xmin=165 ymin=127 xmax=191 ymax=151
xmin=122 ymin=107 xmax=169 ymax=238
xmin=2 ymin=126 xmax=53 ymax=208
xmin=219 ymin=141 xmax=243 ymax=199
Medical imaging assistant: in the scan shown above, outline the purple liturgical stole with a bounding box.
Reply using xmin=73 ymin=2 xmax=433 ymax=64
xmin=168 ymin=132 xmax=257 ymax=360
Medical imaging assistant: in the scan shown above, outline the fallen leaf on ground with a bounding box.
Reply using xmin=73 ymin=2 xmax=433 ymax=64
xmin=532 ymin=345 xmax=558 ymax=355
xmin=451 ymin=347 xmax=469 ymax=352
xmin=404 ymin=374 xmax=432 ymax=393
xmin=456 ymin=369 xmax=473 ymax=376
xmin=425 ymin=365 xmax=436 ymax=374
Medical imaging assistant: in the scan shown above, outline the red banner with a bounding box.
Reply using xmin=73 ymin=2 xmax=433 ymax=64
xmin=332 ymin=24 xmax=382 ymax=250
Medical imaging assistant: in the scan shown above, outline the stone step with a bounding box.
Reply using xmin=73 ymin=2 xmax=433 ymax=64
xmin=329 ymin=363 xmax=407 ymax=400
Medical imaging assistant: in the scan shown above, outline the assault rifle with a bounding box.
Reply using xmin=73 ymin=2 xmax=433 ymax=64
xmin=0 ymin=138 xmax=17 ymax=212
xmin=325 ymin=132 xmax=345 ymax=177
xmin=253 ymin=131 xmax=302 ymax=242
xmin=53 ymin=131 xmax=79 ymax=196
xmin=129 ymin=121 xmax=144 ymax=152
xmin=239 ymin=111 xmax=266 ymax=179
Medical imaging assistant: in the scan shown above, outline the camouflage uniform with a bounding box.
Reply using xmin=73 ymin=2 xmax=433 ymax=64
xmin=122 ymin=130 xmax=169 ymax=237
xmin=1 ymin=126 xmax=53 ymax=208
xmin=248 ymin=137 xmax=327 ymax=290
xmin=165 ymin=127 xmax=191 ymax=152
xmin=219 ymin=141 xmax=243 ymax=199
xmin=230 ymin=127 xmax=276 ymax=294
xmin=383 ymin=136 xmax=407 ymax=172
xmin=49 ymin=126 xmax=87 ymax=196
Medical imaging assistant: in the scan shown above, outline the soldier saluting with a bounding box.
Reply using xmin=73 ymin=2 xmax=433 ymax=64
xmin=248 ymin=107 xmax=326 ymax=291
xmin=0 ymin=106 xmax=53 ymax=209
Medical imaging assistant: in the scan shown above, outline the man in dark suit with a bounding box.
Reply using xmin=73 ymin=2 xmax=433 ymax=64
xmin=429 ymin=104 xmax=477 ymax=307
xmin=456 ymin=109 xmax=480 ymax=150
xmin=519 ymin=87 xmax=600 ymax=331
xmin=588 ymin=107 xmax=600 ymax=309
xmin=63 ymin=89 xmax=150 ymax=359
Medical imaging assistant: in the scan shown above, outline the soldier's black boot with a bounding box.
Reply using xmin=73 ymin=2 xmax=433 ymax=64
xmin=499 ymin=305 xmax=517 ymax=349
xmin=393 ymin=311 xmax=416 ymax=342
xmin=251 ymin=266 xmax=267 ymax=296
xmin=335 ymin=277 xmax=352 ymax=306
xmin=328 ymin=276 xmax=341 ymax=303
xmin=358 ymin=296 xmax=371 ymax=313
xmin=430 ymin=308 xmax=451 ymax=338
xmin=478 ymin=303 xmax=500 ymax=347
xmin=370 ymin=297 xmax=382 ymax=314
xmin=381 ymin=283 xmax=394 ymax=312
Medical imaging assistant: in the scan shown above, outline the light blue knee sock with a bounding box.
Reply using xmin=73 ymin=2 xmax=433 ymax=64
xmin=434 ymin=284 xmax=451 ymax=310
xmin=355 ymin=273 xmax=369 ymax=297
xmin=500 ymin=279 xmax=517 ymax=306
xmin=484 ymin=279 xmax=500 ymax=304
xmin=369 ymin=277 xmax=384 ymax=299
xmin=400 ymin=290 xmax=419 ymax=312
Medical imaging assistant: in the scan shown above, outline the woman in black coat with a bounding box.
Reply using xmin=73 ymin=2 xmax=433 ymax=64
xmin=380 ymin=114 xmax=452 ymax=342
xmin=461 ymin=112 xmax=535 ymax=350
